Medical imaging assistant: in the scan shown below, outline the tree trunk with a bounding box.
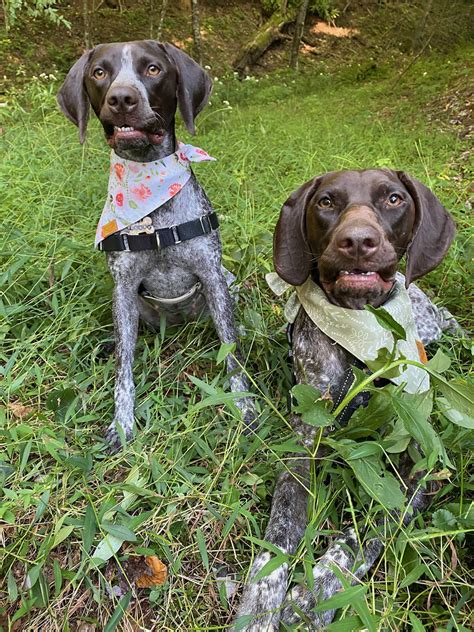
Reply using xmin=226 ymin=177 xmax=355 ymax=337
xmin=412 ymin=0 xmax=433 ymax=52
xmin=289 ymin=0 xmax=310 ymax=70
xmin=233 ymin=8 xmax=297 ymax=76
xmin=83 ymin=0 xmax=92 ymax=48
xmin=191 ymin=0 xmax=202 ymax=65
xmin=156 ymin=0 xmax=168 ymax=40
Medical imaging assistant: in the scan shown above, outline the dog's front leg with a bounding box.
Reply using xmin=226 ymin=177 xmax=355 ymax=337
xmin=105 ymin=275 xmax=140 ymax=450
xmin=281 ymin=480 xmax=429 ymax=628
xmin=200 ymin=272 xmax=257 ymax=428
xmin=234 ymin=456 xmax=310 ymax=631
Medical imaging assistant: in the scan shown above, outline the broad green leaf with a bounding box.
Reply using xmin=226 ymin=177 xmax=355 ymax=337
xmin=346 ymin=389 xmax=395 ymax=437
xmin=222 ymin=505 xmax=245 ymax=540
xmin=120 ymin=466 xmax=148 ymax=511
xmin=437 ymin=397 xmax=474 ymax=429
xmin=233 ymin=615 xmax=255 ymax=632
xmin=187 ymin=374 xmax=219 ymax=396
xmin=51 ymin=525 xmax=74 ymax=550
xmin=53 ymin=559 xmax=62 ymax=597
xmin=313 ymin=584 xmax=367 ymax=612
xmin=364 ymin=304 xmax=406 ymax=340
xmin=366 ymin=346 xmax=403 ymax=378
xmin=391 ymin=391 xmax=439 ymax=457
xmin=245 ymin=535 xmax=288 ymax=557
xmin=103 ymin=592 xmax=132 ymax=632
xmin=90 ymin=534 xmax=123 ymax=563
xmin=46 ymin=387 xmax=76 ymax=421
xmin=34 ymin=489 xmax=50 ymax=522
xmin=427 ymin=348 xmax=451 ymax=373
xmin=26 ymin=564 xmax=42 ymax=590
xmin=252 ymin=552 xmax=288 ymax=582
xmin=292 ymin=384 xmax=333 ymax=427
xmin=432 ymin=508 xmax=458 ymax=530
xmin=332 ymin=441 xmax=404 ymax=509
xmin=193 ymin=390 xmax=254 ymax=411
xmin=101 ymin=522 xmax=137 ymax=542
xmin=384 ymin=419 xmax=411 ymax=453
xmin=408 ymin=612 xmax=427 ymax=631
xmin=346 ymin=442 xmax=382 ymax=460
xmin=428 ymin=373 xmax=473 ymax=418
xmin=327 ymin=616 xmax=364 ymax=631
xmin=195 ymin=528 xmax=209 ymax=572
xmin=83 ymin=502 xmax=97 ymax=555
xmin=19 ymin=438 xmax=32 ymax=473
xmin=7 ymin=570 xmax=18 ymax=602
xmin=216 ymin=342 xmax=236 ymax=365
xmin=347 ymin=456 xmax=405 ymax=509
xmin=399 ymin=562 xmax=426 ymax=588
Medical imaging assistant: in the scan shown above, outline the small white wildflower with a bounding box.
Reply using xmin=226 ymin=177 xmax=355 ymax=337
xmin=204 ymin=65 xmax=211 ymax=70
xmin=223 ymin=100 xmax=230 ymax=106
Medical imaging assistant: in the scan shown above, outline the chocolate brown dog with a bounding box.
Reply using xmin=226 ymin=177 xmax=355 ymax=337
xmin=234 ymin=169 xmax=456 ymax=630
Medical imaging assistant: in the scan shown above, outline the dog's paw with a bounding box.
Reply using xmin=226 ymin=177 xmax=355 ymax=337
xmin=104 ymin=421 xmax=134 ymax=453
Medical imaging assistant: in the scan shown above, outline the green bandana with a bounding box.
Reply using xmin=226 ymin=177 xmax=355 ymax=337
xmin=266 ymin=272 xmax=429 ymax=394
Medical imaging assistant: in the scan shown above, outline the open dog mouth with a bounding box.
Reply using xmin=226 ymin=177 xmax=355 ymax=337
xmin=106 ymin=125 xmax=164 ymax=147
xmin=322 ymin=269 xmax=395 ymax=294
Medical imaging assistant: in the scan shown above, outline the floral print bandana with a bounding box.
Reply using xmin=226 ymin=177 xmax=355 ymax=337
xmin=95 ymin=142 xmax=215 ymax=247
xmin=266 ymin=272 xmax=429 ymax=394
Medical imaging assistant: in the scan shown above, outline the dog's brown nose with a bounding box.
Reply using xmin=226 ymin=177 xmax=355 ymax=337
xmin=106 ymin=86 xmax=139 ymax=114
xmin=336 ymin=224 xmax=381 ymax=259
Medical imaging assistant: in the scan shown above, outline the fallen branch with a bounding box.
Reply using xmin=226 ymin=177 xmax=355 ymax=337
xmin=233 ymin=8 xmax=297 ymax=76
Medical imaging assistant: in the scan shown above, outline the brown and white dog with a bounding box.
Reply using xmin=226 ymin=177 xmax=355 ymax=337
xmin=58 ymin=42 xmax=256 ymax=449
xmin=234 ymin=169 xmax=456 ymax=630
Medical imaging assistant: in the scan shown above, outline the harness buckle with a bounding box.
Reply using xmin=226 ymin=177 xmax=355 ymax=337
xmin=171 ymin=225 xmax=182 ymax=244
xmin=155 ymin=231 xmax=161 ymax=249
xmin=200 ymin=215 xmax=211 ymax=233
xmin=121 ymin=234 xmax=130 ymax=251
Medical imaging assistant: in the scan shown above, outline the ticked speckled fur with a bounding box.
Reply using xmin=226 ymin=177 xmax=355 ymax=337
xmin=58 ymin=41 xmax=256 ymax=449
xmin=106 ymin=172 xmax=256 ymax=448
xmin=234 ymin=284 xmax=457 ymax=631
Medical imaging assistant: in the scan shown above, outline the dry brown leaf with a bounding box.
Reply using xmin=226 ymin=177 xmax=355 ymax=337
xmin=8 ymin=401 xmax=35 ymax=418
xmin=135 ymin=555 xmax=167 ymax=588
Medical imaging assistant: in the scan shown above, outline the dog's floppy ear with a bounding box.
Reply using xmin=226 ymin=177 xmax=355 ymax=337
xmin=274 ymin=177 xmax=322 ymax=286
xmin=161 ymin=43 xmax=212 ymax=135
xmin=397 ymin=172 xmax=456 ymax=287
xmin=57 ymin=50 xmax=92 ymax=144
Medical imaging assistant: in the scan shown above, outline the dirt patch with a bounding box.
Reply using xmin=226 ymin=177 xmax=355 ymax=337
xmin=310 ymin=20 xmax=358 ymax=38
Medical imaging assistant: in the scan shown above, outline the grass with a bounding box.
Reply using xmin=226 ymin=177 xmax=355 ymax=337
xmin=0 ymin=44 xmax=473 ymax=631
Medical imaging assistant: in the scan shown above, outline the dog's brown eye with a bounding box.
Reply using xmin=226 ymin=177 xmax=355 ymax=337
xmin=387 ymin=193 xmax=402 ymax=206
xmin=146 ymin=64 xmax=160 ymax=77
xmin=318 ymin=196 xmax=332 ymax=208
xmin=93 ymin=68 xmax=106 ymax=80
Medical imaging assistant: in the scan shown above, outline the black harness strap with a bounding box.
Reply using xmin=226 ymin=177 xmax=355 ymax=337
xmin=98 ymin=212 xmax=219 ymax=252
xmin=286 ymin=322 xmax=387 ymax=425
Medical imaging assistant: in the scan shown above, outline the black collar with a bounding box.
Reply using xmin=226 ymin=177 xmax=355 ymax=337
xmin=98 ymin=212 xmax=219 ymax=252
